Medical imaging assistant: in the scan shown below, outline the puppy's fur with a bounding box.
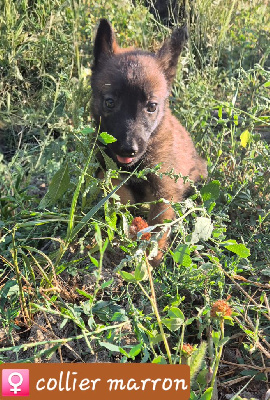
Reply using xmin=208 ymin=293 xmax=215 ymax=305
xmin=91 ymin=19 xmax=207 ymax=266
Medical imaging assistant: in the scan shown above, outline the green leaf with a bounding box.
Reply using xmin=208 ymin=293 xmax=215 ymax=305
xmin=2 ymin=281 xmax=19 ymax=298
xmin=134 ymin=261 xmax=148 ymax=281
xmin=190 ymin=342 xmax=207 ymax=382
xmin=92 ymin=301 xmax=126 ymax=322
xmin=223 ymin=240 xmax=250 ymax=258
xmin=75 ymin=288 xmax=93 ymax=300
xmin=119 ymin=348 xmax=129 ymax=357
xmin=69 ymin=173 xmax=131 ymax=241
xmin=90 ymin=256 xmax=99 ymax=268
xmin=81 ymin=127 xmax=95 ymax=135
xmin=101 ymin=279 xmax=114 ymax=289
xmin=128 ymin=343 xmax=142 ymax=358
xmin=212 ymin=330 xmax=220 ymax=346
xmin=172 ymin=244 xmax=192 ymax=266
xmin=219 ymin=336 xmax=230 ymax=346
xmin=191 ymin=217 xmax=213 ymax=244
xmin=190 ymin=390 xmax=198 ymax=400
xmin=240 ymin=369 xmax=257 ymax=377
xmin=119 ymin=271 xmax=137 ymax=283
xmin=111 ymin=311 xmax=128 ymax=322
xmin=99 ymin=341 xmax=120 ymax=352
xmin=168 ymin=307 xmax=185 ymax=321
xmin=199 ymin=387 xmax=213 ymax=400
xmin=149 ymin=333 xmax=164 ymax=346
xmin=98 ymin=132 xmax=117 ymax=145
xmin=261 ymin=268 xmax=270 ymax=276
xmin=218 ymin=105 xmax=222 ymax=119
xmin=105 ymin=211 xmax=117 ymax=231
xmin=200 ymin=180 xmax=220 ymax=202
xmin=186 ymin=317 xmax=196 ymax=326
xmin=152 ymin=356 xmax=167 ymax=364
xmin=224 ymin=316 xmax=234 ymax=325
xmin=39 ymin=163 xmax=70 ymax=208
xmin=240 ymin=129 xmax=252 ymax=148
xmin=100 ymin=148 xmax=118 ymax=170
xmin=162 ymin=317 xmax=184 ymax=331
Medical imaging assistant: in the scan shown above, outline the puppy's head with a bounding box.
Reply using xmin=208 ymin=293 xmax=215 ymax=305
xmin=91 ymin=19 xmax=188 ymax=167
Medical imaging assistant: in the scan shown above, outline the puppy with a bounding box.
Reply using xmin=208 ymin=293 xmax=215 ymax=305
xmin=91 ymin=19 xmax=207 ymax=266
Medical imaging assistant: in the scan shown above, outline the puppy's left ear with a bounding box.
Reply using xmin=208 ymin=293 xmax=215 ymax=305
xmin=93 ymin=19 xmax=119 ymax=69
xmin=157 ymin=25 xmax=188 ymax=85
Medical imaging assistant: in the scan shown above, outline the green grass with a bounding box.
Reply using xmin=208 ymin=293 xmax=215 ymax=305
xmin=0 ymin=0 xmax=269 ymax=398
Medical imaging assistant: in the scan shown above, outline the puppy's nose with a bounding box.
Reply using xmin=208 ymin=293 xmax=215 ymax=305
xmin=120 ymin=144 xmax=138 ymax=157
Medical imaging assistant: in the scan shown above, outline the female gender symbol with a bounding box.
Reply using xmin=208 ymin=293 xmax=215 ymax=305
xmin=8 ymin=372 xmax=23 ymax=394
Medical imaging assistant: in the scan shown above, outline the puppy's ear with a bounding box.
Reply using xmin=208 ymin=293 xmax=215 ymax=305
xmin=93 ymin=19 xmax=119 ymax=68
xmin=157 ymin=25 xmax=188 ymax=85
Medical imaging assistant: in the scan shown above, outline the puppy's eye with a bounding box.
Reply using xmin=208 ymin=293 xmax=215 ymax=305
xmin=146 ymin=102 xmax=157 ymax=113
xmin=104 ymin=98 xmax=115 ymax=109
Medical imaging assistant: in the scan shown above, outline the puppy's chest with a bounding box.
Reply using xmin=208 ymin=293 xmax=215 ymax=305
xmin=126 ymin=175 xmax=155 ymax=203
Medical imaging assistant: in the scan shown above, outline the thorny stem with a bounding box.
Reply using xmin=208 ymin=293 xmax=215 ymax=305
xmin=0 ymin=322 xmax=127 ymax=353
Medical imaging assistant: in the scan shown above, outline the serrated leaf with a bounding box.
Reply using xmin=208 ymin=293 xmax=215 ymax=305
xmin=100 ymin=148 xmax=118 ymax=170
xmin=39 ymin=163 xmax=70 ymax=208
xmin=92 ymin=301 xmax=125 ymax=322
xmin=172 ymin=244 xmax=191 ymax=266
xmin=98 ymin=132 xmax=117 ymax=145
xmin=223 ymin=241 xmax=250 ymax=258
xmin=240 ymin=129 xmax=252 ymax=148
xmin=191 ymin=217 xmax=213 ymax=244
xmin=200 ymin=180 xmax=220 ymax=202
xmin=111 ymin=311 xmax=128 ymax=322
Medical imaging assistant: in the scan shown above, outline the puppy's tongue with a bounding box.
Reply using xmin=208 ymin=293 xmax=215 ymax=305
xmin=116 ymin=155 xmax=134 ymax=164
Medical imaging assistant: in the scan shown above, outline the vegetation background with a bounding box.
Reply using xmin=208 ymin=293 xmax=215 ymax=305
xmin=0 ymin=0 xmax=269 ymax=399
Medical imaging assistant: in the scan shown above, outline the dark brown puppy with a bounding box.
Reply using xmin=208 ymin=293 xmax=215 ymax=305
xmin=91 ymin=19 xmax=207 ymax=266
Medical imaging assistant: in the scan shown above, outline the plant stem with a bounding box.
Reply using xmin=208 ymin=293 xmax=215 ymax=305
xmin=210 ymin=319 xmax=224 ymax=388
xmin=145 ymin=257 xmax=172 ymax=364
xmin=12 ymin=229 xmax=29 ymax=323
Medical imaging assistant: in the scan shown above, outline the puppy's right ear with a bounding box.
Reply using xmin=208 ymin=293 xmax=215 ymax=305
xmin=93 ymin=19 xmax=118 ymax=68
